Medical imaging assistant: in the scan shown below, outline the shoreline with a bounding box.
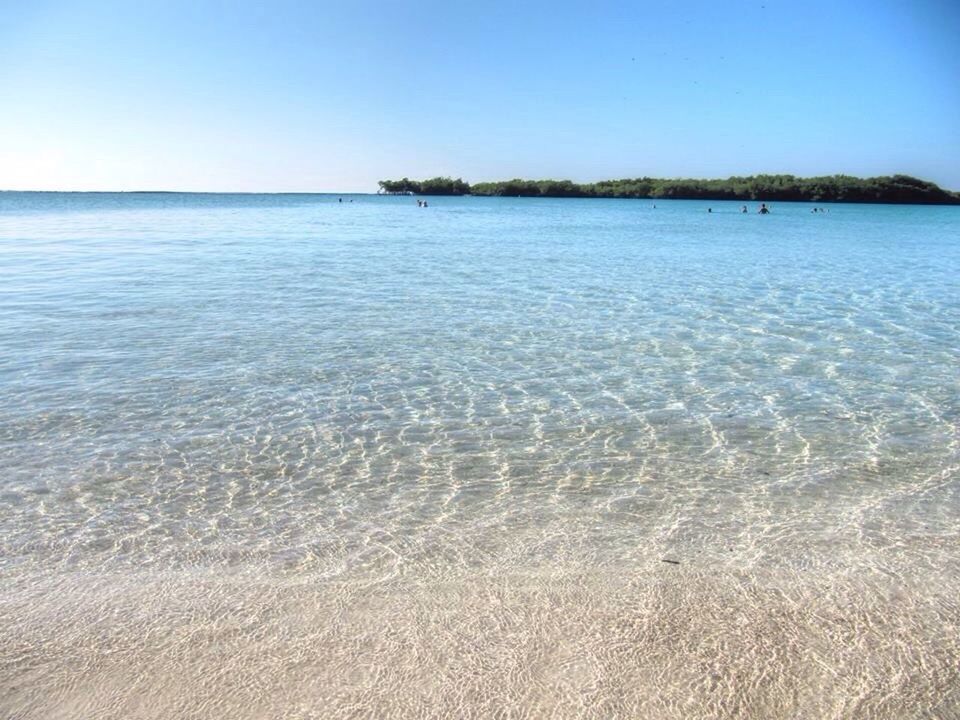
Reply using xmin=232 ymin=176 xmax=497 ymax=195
xmin=3 ymin=557 xmax=957 ymax=719
xmin=379 ymin=173 xmax=960 ymax=205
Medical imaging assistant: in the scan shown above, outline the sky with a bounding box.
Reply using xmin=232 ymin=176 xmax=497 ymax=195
xmin=1 ymin=0 xmax=959 ymax=192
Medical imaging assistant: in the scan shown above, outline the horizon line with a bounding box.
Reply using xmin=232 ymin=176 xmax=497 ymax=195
xmin=5 ymin=172 xmax=958 ymax=196
xmin=4 ymin=190 xmax=960 ymax=198
xmin=0 ymin=189 xmax=374 ymax=195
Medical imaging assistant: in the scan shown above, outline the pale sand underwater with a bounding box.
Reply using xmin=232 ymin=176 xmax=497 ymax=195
xmin=3 ymin=558 xmax=958 ymax=719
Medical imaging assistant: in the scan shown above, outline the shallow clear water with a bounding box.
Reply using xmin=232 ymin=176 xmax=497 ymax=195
xmin=1 ymin=192 xmax=958 ymax=718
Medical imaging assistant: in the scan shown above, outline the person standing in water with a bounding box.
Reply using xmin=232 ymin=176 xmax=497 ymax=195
xmin=759 ymin=203 xmax=770 ymax=214
xmin=741 ymin=205 xmax=748 ymax=214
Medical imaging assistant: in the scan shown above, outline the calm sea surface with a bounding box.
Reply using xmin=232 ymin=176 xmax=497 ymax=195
xmin=1 ymin=192 xmax=958 ymax=718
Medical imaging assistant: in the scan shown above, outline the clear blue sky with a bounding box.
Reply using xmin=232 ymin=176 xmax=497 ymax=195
xmin=2 ymin=0 xmax=958 ymax=192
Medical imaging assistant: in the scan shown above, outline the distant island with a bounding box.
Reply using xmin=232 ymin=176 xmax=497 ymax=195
xmin=378 ymin=174 xmax=960 ymax=204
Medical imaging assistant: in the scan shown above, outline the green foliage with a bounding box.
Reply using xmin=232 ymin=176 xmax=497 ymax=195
xmin=377 ymin=177 xmax=420 ymax=194
xmin=377 ymin=177 xmax=469 ymax=195
xmin=379 ymin=174 xmax=959 ymax=204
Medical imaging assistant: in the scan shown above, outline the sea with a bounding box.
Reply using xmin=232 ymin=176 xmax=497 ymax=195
xmin=1 ymin=192 xmax=958 ymax=719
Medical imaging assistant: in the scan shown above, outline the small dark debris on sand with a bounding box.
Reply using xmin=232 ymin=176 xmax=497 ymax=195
xmin=661 ymin=559 xmax=681 ymax=565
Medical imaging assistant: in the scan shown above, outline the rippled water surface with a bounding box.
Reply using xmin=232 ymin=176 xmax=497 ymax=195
xmin=1 ymin=192 xmax=958 ymax=718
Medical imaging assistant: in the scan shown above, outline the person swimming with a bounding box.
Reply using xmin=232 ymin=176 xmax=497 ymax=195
xmin=741 ymin=205 xmax=748 ymax=214
xmin=759 ymin=203 xmax=770 ymax=214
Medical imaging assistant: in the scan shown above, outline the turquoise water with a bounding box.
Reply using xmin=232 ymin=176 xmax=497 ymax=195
xmin=1 ymin=192 xmax=958 ymax=718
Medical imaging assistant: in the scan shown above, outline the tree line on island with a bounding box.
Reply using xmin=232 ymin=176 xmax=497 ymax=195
xmin=378 ymin=174 xmax=960 ymax=204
